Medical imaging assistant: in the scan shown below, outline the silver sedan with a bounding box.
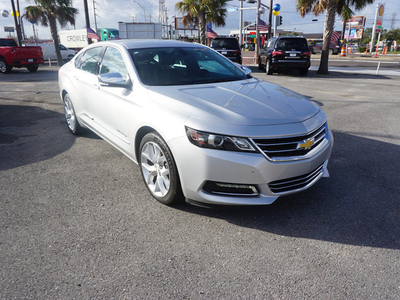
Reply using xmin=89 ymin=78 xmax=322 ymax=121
xmin=59 ymin=39 xmax=333 ymax=207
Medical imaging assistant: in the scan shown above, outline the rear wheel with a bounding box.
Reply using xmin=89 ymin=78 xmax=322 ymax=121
xmin=63 ymin=94 xmax=82 ymax=135
xmin=26 ymin=65 xmax=39 ymax=72
xmin=266 ymin=59 xmax=273 ymax=75
xmin=139 ymin=132 xmax=183 ymax=206
xmin=0 ymin=58 xmax=12 ymax=74
xmin=329 ymin=49 xmax=334 ymax=55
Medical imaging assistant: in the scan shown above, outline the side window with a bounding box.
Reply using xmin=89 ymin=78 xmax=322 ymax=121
xmin=99 ymin=47 xmax=129 ymax=81
xmin=74 ymin=52 xmax=83 ymax=68
xmin=80 ymin=47 xmax=102 ymax=75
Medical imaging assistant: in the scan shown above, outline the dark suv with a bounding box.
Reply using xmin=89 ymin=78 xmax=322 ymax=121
xmin=210 ymin=37 xmax=242 ymax=64
xmin=258 ymin=36 xmax=311 ymax=75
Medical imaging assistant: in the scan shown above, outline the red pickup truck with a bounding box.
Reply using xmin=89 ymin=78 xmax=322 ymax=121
xmin=0 ymin=38 xmax=44 ymax=74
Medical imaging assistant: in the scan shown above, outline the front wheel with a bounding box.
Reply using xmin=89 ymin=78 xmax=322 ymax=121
xmin=0 ymin=58 xmax=12 ymax=74
xmin=139 ymin=132 xmax=183 ymax=206
xmin=266 ymin=59 xmax=273 ymax=75
xmin=63 ymin=94 xmax=82 ymax=135
xmin=258 ymin=57 xmax=264 ymax=70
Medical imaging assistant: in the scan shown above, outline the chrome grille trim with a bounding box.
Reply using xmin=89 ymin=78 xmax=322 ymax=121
xmin=268 ymin=163 xmax=325 ymax=194
xmin=250 ymin=123 xmax=328 ymax=162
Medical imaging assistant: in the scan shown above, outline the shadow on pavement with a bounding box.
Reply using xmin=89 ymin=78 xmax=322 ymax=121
xmin=0 ymin=105 xmax=75 ymax=170
xmin=176 ymin=131 xmax=400 ymax=250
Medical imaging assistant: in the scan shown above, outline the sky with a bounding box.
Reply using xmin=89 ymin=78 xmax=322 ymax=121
xmin=0 ymin=0 xmax=399 ymax=40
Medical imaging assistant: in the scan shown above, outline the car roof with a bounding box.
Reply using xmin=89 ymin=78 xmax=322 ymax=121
xmin=92 ymin=39 xmax=206 ymax=50
xmin=276 ymin=36 xmax=306 ymax=39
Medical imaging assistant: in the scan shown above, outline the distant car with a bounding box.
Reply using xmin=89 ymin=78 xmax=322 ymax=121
xmin=59 ymin=39 xmax=333 ymax=207
xmin=309 ymin=39 xmax=341 ymax=55
xmin=258 ymin=36 xmax=311 ymax=75
xmin=25 ymin=42 xmax=76 ymax=62
xmin=210 ymin=37 xmax=242 ymax=64
xmin=0 ymin=38 xmax=43 ymax=73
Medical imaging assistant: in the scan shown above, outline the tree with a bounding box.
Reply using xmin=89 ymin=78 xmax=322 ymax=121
xmin=296 ymin=0 xmax=374 ymax=74
xmin=383 ymin=29 xmax=400 ymax=41
xmin=175 ymin=0 xmax=228 ymax=45
xmin=24 ymin=0 xmax=78 ymax=66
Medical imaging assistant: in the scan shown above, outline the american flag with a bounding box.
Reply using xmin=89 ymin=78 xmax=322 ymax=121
xmin=206 ymin=23 xmax=218 ymax=38
xmin=330 ymin=31 xmax=341 ymax=43
xmin=87 ymin=27 xmax=100 ymax=40
xmin=257 ymin=18 xmax=269 ymax=31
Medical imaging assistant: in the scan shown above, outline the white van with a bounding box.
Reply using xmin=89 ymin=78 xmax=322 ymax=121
xmin=25 ymin=42 xmax=76 ymax=61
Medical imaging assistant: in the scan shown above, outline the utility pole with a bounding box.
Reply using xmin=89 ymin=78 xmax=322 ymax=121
xmin=83 ymin=0 xmax=92 ymax=44
xmin=93 ymin=0 xmax=98 ymax=33
xmin=10 ymin=0 xmax=22 ymax=46
xmin=268 ymin=0 xmax=273 ymax=39
xmin=255 ymin=0 xmax=261 ymax=61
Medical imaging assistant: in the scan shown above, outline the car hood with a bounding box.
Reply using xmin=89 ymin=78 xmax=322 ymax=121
xmin=146 ymin=78 xmax=320 ymax=126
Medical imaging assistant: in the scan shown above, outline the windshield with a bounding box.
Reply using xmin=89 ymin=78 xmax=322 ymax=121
xmin=275 ymin=38 xmax=309 ymax=50
xmin=129 ymin=47 xmax=247 ymax=86
xmin=211 ymin=39 xmax=239 ymax=49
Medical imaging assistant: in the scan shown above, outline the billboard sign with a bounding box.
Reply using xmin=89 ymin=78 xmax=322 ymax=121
xmin=375 ymin=4 xmax=385 ymax=32
xmin=346 ymin=16 xmax=366 ymax=27
xmin=344 ymin=28 xmax=364 ymax=39
xmin=175 ymin=17 xmax=197 ymax=30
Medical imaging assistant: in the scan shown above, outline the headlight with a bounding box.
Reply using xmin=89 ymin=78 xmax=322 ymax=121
xmin=186 ymin=127 xmax=256 ymax=152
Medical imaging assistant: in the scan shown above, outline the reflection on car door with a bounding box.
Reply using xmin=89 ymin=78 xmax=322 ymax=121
xmin=73 ymin=46 xmax=103 ymax=123
xmin=93 ymin=46 xmax=132 ymax=152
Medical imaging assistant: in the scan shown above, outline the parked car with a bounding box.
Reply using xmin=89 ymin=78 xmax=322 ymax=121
xmin=25 ymin=42 xmax=76 ymax=61
xmin=59 ymin=39 xmax=333 ymax=207
xmin=210 ymin=37 xmax=242 ymax=64
xmin=258 ymin=36 xmax=311 ymax=75
xmin=0 ymin=38 xmax=43 ymax=73
xmin=309 ymin=39 xmax=341 ymax=55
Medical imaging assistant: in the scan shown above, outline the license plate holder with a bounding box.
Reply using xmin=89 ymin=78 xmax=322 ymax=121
xmin=221 ymin=51 xmax=228 ymax=55
xmin=290 ymin=53 xmax=296 ymax=57
xmin=28 ymin=59 xmax=33 ymax=62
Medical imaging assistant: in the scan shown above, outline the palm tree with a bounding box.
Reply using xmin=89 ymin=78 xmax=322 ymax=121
xmin=176 ymin=0 xmax=229 ymax=45
xmin=24 ymin=0 xmax=78 ymax=66
xmin=296 ymin=0 xmax=374 ymax=74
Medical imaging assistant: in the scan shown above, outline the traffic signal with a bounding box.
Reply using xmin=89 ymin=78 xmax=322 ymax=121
xmin=277 ymin=16 xmax=283 ymax=26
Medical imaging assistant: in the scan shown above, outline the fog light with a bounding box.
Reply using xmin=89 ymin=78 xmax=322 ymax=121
xmin=203 ymin=181 xmax=259 ymax=196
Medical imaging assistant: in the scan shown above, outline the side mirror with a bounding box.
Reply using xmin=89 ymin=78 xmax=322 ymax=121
xmin=234 ymin=63 xmax=252 ymax=76
xmin=98 ymin=72 xmax=132 ymax=89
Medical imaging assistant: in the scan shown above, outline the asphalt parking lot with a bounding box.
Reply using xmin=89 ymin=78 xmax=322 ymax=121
xmin=1 ymin=65 xmax=399 ymax=299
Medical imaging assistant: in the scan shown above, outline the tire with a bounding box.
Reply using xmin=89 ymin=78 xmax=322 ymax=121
xmin=63 ymin=94 xmax=82 ymax=135
xmin=0 ymin=58 xmax=12 ymax=74
xmin=26 ymin=65 xmax=39 ymax=72
xmin=329 ymin=49 xmax=334 ymax=55
xmin=266 ymin=59 xmax=273 ymax=75
xmin=258 ymin=57 xmax=264 ymax=70
xmin=299 ymin=68 xmax=308 ymax=76
xmin=139 ymin=132 xmax=183 ymax=206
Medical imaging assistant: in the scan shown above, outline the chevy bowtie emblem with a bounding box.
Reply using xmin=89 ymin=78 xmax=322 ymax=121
xmin=297 ymin=138 xmax=315 ymax=150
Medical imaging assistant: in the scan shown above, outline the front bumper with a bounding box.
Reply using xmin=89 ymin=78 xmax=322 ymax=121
xmin=169 ymin=125 xmax=333 ymax=206
xmin=272 ymin=58 xmax=310 ymax=70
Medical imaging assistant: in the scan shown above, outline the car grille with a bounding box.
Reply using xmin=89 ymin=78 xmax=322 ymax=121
xmin=268 ymin=163 xmax=324 ymax=194
xmin=251 ymin=123 xmax=327 ymax=161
